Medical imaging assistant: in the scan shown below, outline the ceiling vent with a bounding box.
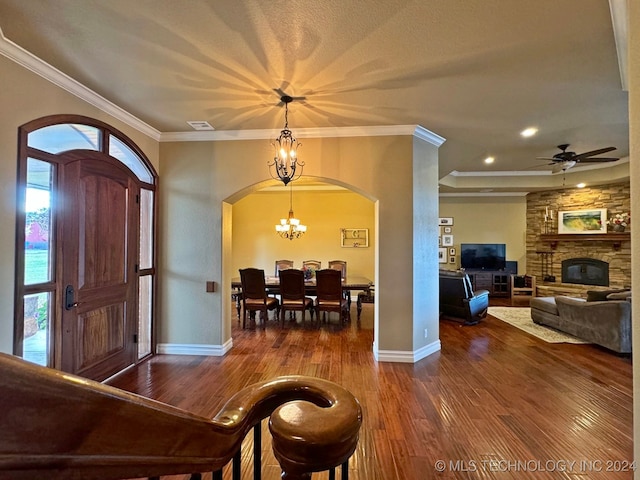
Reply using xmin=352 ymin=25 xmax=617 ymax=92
xmin=187 ymin=121 xmax=215 ymax=131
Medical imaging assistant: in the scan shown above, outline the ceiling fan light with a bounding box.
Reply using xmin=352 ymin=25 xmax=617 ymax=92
xmin=521 ymin=127 xmax=538 ymax=137
xmin=484 ymin=156 xmax=495 ymax=164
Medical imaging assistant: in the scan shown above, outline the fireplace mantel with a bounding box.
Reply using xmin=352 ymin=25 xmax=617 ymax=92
xmin=540 ymin=232 xmax=630 ymax=251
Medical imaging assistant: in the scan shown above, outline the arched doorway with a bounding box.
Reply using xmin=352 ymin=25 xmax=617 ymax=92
xmin=227 ymin=177 xmax=378 ymax=333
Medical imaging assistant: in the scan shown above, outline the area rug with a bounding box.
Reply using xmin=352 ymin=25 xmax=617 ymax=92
xmin=487 ymin=307 xmax=589 ymax=344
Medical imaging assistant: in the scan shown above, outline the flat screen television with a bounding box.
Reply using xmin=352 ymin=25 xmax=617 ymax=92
xmin=460 ymin=243 xmax=506 ymax=270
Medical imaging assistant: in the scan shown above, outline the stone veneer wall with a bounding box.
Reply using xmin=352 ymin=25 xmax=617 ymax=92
xmin=526 ymin=182 xmax=631 ymax=296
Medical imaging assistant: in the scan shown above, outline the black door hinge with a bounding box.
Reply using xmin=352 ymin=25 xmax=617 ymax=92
xmin=133 ymin=333 xmax=138 ymax=344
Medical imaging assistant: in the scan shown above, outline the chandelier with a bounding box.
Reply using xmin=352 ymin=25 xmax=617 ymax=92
xmin=275 ymin=184 xmax=307 ymax=240
xmin=268 ymin=95 xmax=304 ymax=186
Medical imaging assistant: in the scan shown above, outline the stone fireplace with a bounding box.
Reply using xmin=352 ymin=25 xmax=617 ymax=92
xmin=561 ymin=258 xmax=609 ymax=287
xmin=525 ymin=182 xmax=631 ymax=298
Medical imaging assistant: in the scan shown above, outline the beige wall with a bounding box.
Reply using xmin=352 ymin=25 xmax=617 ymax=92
xmin=159 ymin=135 xmax=441 ymax=356
xmin=438 ymin=196 xmax=528 ymax=272
xmin=0 ymin=55 xmax=159 ymax=354
xmin=232 ymin=190 xmax=375 ymax=279
xmin=629 ymin=0 xmax=640 ymax=475
xmin=0 ymin=46 xmax=441 ymax=361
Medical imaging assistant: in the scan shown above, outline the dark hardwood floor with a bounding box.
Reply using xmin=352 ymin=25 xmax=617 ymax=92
xmin=110 ymin=300 xmax=633 ymax=479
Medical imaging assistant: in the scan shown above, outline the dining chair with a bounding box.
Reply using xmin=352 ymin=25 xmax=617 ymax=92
xmin=301 ymin=260 xmax=321 ymax=296
xmin=278 ymin=269 xmax=315 ymax=327
xmin=315 ymin=268 xmax=349 ymax=327
xmin=239 ymin=268 xmax=280 ymax=329
xmin=328 ymin=260 xmax=350 ymax=304
xmin=302 ymin=260 xmax=322 ymax=273
xmin=274 ymin=259 xmax=294 ymax=276
xmin=328 ymin=260 xmax=347 ymax=278
xmin=269 ymin=260 xmax=295 ymax=298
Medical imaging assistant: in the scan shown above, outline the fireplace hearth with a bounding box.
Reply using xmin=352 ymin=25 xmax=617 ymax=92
xmin=561 ymin=258 xmax=609 ymax=287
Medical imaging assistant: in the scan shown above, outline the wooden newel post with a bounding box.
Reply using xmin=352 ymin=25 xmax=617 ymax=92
xmin=269 ymin=380 xmax=362 ymax=480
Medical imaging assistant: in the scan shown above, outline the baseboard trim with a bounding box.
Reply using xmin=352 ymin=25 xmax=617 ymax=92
xmin=156 ymin=339 xmax=233 ymax=356
xmin=374 ymin=339 xmax=441 ymax=363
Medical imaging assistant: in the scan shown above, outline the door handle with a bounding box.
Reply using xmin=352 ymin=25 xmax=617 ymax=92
xmin=65 ymin=285 xmax=78 ymax=310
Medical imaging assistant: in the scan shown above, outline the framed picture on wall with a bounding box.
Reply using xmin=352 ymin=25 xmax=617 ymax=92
xmin=438 ymin=248 xmax=447 ymax=263
xmin=558 ymin=209 xmax=607 ymax=234
xmin=449 ymin=248 xmax=456 ymax=256
xmin=444 ymin=226 xmax=452 ymax=233
xmin=449 ymin=256 xmax=456 ymax=264
xmin=438 ymin=217 xmax=454 ymax=226
xmin=341 ymin=228 xmax=369 ymax=247
xmin=442 ymin=235 xmax=454 ymax=246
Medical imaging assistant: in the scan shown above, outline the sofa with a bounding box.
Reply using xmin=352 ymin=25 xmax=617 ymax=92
xmin=530 ymin=293 xmax=631 ymax=353
xmin=439 ymin=269 xmax=489 ymax=325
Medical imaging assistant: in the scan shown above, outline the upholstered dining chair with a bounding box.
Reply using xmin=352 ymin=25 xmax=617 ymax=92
xmin=239 ymin=268 xmax=280 ymax=329
xmin=328 ymin=260 xmax=347 ymax=278
xmin=274 ymin=259 xmax=294 ymax=276
xmin=302 ymin=260 xmax=322 ymax=296
xmin=302 ymin=259 xmax=321 ymax=271
xmin=328 ymin=260 xmax=349 ymax=304
xmin=278 ymin=269 xmax=315 ymax=327
xmin=315 ymin=268 xmax=349 ymax=327
xmin=269 ymin=259 xmax=294 ymax=298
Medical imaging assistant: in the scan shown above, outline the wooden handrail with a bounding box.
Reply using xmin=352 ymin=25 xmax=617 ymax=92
xmin=0 ymin=353 xmax=362 ymax=480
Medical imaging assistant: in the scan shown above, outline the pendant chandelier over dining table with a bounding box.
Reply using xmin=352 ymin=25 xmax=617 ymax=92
xmin=268 ymin=95 xmax=304 ymax=186
xmin=276 ymin=184 xmax=307 ymax=240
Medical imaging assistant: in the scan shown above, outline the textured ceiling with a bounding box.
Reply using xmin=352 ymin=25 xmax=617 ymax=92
xmin=0 ymin=0 xmax=630 ymax=192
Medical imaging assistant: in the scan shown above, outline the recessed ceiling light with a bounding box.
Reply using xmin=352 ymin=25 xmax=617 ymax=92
xmin=187 ymin=121 xmax=215 ymax=131
xmin=520 ymin=127 xmax=538 ymax=138
xmin=484 ymin=156 xmax=495 ymax=164
xmin=576 ymin=183 xmax=586 ymax=188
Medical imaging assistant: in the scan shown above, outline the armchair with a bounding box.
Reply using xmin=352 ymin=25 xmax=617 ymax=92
xmin=439 ymin=269 xmax=489 ymax=325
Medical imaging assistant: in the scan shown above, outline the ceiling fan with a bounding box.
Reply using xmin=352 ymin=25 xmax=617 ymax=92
xmin=537 ymin=144 xmax=618 ymax=172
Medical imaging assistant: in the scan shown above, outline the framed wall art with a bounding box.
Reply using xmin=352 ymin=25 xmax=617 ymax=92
xmin=438 ymin=247 xmax=447 ymax=263
xmin=442 ymin=235 xmax=454 ymax=246
xmin=438 ymin=217 xmax=454 ymax=226
xmin=341 ymin=228 xmax=369 ymax=247
xmin=558 ymin=209 xmax=607 ymax=234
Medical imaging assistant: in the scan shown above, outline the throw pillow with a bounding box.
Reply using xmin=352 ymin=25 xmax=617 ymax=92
xmin=606 ymin=291 xmax=632 ymax=301
xmin=586 ymin=289 xmax=629 ymax=302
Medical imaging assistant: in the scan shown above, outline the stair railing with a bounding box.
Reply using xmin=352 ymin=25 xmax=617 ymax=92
xmin=0 ymin=353 xmax=362 ymax=480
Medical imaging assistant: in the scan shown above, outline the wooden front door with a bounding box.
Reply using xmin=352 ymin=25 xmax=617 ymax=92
xmin=60 ymin=152 xmax=139 ymax=381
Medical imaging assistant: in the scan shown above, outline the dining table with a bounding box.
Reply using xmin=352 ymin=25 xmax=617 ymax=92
xmin=231 ymin=275 xmax=374 ymax=320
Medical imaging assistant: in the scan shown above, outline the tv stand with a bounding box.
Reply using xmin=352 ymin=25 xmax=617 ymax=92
xmin=466 ymin=267 xmax=516 ymax=297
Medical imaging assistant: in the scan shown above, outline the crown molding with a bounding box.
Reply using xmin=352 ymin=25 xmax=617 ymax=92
xmin=439 ymin=192 xmax=529 ymax=197
xmin=1 ymin=26 xmax=447 ymax=147
xmin=160 ymin=124 xmax=446 ymax=145
xmin=609 ymin=0 xmax=628 ymax=91
xmin=447 ymin=169 xmax=552 ymax=177
xmin=0 ymin=26 xmax=161 ymax=141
